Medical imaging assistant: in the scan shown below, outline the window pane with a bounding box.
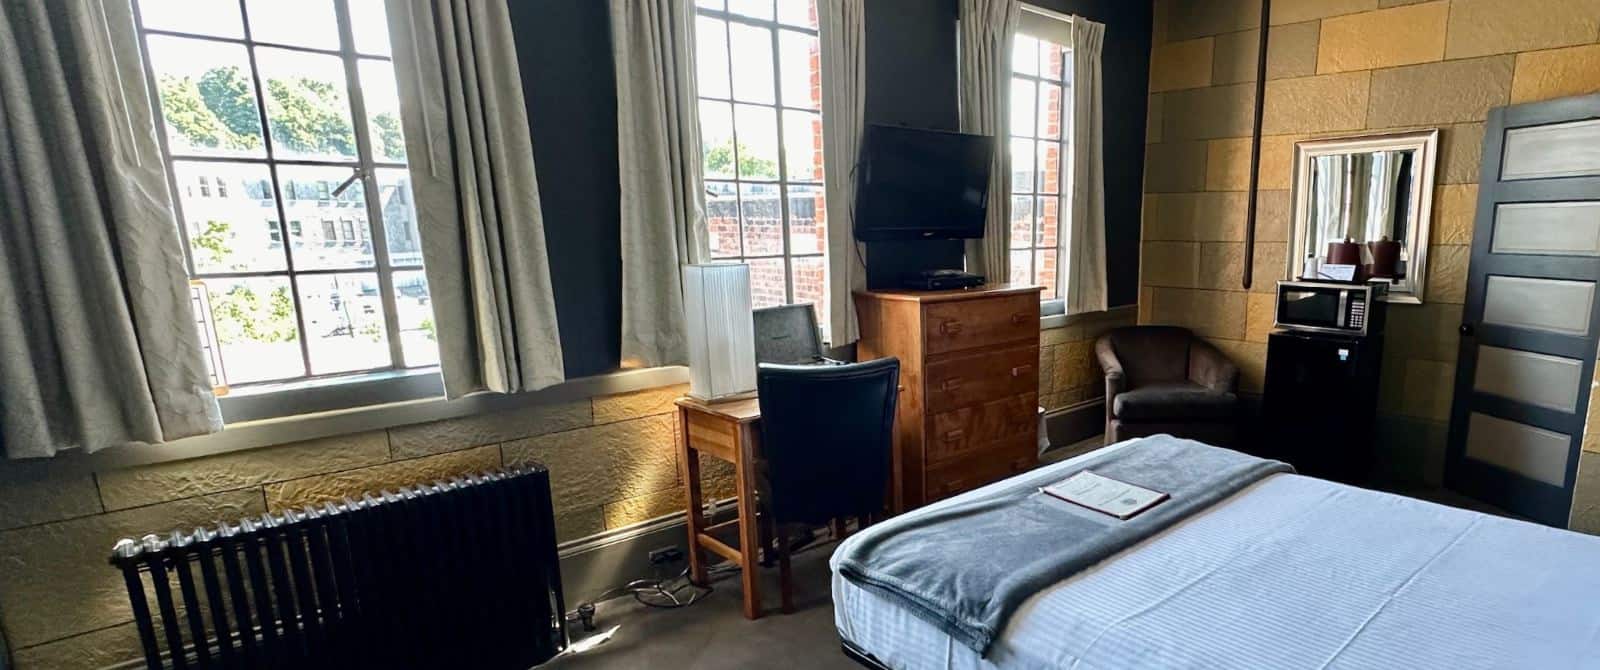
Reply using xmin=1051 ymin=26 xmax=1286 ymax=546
xmin=1043 ymin=41 xmax=1067 ymax=80
xmin=358 ymin=59 xmax=406 ymax=162
xmin=348 ymin=0 xmax=393 ymax=55
xmin=1038 ymin=196 xmax=1060 ymax=250
xmin=392 ymin=270 xmax=438 ymax=367
xmin=778 ymin=30 xmax=819 ymax=110
xmin=728 ymin=23 xmax=775 ymax=104
xmin=787 ymin=184 xmax=825 ymax=255
xmin=1039 ymin=248 xmax=1058 ymax=300
xmin=256 ymin=47 xmax=358 ymax=161
xmin=174 ymin=161 xmax=285 ymax=273
xmin=791 ymin=255 xmax=826 ymax=328
xmin=1010 ymin=78 xmax=1036 ymax=139
xmin=733 ymin=104 xmax=780 ymax=179
xmin=298 ymin=273 xmax=392 ymax=374
xmin=1010 ymin=138 xmax=1035 ymax=194
xmin=781 ymin=109 xmax=823 ymax=182
xmin=1009 ymin=195 xmax=1032 ymax=250
xmin=1037 ymin=82 xmax=1063 ymax=140
xmin=776 ymin=0 xmax=817 ymax=29
xmin=740 ymin=182 xmax=784 ymax=256
xmin=728 ymin=0 xmax=774 ymax=20
xmin=145 ymin=37 xmax=266 ymax=157
xmin=1037 ymin=141 xmax=1060 ymax=194
xmin=278 ymin=165 xmax=374 ymax=270
xmin=697 ymin=0 xmax=724 ymax=9
xmin=205 ymin=276 xmax=304 ymax=384
xmin=245 ymin=0 xmax=340 ymax=50
xmin=700 ymin=101 xmax=736 ymax=179
xmin=695 ymin=17 xmax=731 ymax=99
xmin=1012 ymin=35 xmax=1038 ymax=75
xmin=1009 ymin=250 xmax=1033 ymax=286
xmin=377 ymin=168 xmax=422 ymax=266
xmin=706 ymin=181 xmax=741 ymax=258
xmin=747 ymin=258 xmax=786 ymax=308
xmin=137 ymin=0 xmax=243 ymax=38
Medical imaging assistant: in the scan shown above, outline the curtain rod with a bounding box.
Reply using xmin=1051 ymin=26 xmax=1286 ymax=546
xmin=1020 ymin=4 xmax=1074 ymax=24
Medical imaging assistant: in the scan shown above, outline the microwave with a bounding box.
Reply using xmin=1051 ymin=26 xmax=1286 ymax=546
xmin=1274 ymin=281 xmax=1387 ymax=337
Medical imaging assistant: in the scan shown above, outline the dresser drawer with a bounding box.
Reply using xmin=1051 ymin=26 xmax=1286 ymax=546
xmin=924 ymin=344 xmax=1039 ymax=414
xmin=927 ymin=393 xmax=1038 ymax=463
xmin=924 ymin=435 xmax=1038 ymax=502
xmin=923 ymin=293 xmax=1039 ymax=356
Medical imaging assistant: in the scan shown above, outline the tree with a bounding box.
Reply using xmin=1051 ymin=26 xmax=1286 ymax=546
xmin=705 ymin=141 xmax=777 ymax=179
xmin=196 ymin=66 xmax=261 ymax=146
xmin=265 ymin=77 xmax=356 ymax=156
xmin=372 ymin=112 xmax=406 ymax=159
xmin=158 ymin=75 xmax=245 ymax=151
xmin=211 ymin=284 xmax=297 ymax=344
xmin=190 ymin=220 xmax=233 ymax=268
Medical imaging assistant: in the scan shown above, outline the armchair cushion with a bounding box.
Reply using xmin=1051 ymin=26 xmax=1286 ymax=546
xmin=1112 ymin=383 xmax=1238 ymax=422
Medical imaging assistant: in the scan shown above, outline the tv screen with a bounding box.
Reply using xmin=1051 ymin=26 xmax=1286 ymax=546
xmin=853 ymin=125 xmax=994 ymax=242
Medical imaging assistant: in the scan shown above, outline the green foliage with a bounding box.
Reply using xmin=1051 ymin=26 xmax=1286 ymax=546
xmin=264 ymin=77 xmax=355 ymax=156
xmin=372 ymin=112 xmax=406 ymax=159
xmin=211 ymin=284 xmax=297 ymax=344
xmin=705 ymin=141 xmax=777 ymax=179
xmin=419 ymin=317 xmax=436 ymax=342
xmin=157 ymin=74 xmax=254 ymax=151
xmin=158 ymin=65 xmax=363 ymax=157
xmin=196 ymin=67 xmax=261 ymax=145
xmin=190 ymin=220 xmax=233 ymax=267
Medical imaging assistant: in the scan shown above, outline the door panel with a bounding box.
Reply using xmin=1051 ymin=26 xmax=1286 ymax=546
xmin=1447 ymin=92 xmax=1600 ymax=527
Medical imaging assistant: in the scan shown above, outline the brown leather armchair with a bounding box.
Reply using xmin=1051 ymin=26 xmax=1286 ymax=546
xmin=1095 ymin=326 xmax=1240 ymax=446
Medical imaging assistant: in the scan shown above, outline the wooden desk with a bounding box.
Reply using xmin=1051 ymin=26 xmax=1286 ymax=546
xmin=674 ymin=395 xmax=771 ymax=619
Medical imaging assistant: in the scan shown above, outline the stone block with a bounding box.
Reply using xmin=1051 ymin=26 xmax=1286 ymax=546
xmin=1271 ymin=0 xmax=1378 ymax=25
xmin=1440 ymin=122 xmax=1486 ymax=184
xmin=1431 ymin=184 xmax=1478 ymax=246
xmin=1166 ymin=0 xmax=1261 ymax=41
xmin=1146 ymin=192 xmax=1249 ymax=242
xmin=1205 ymin=137 xmax=1251 ymax=192
xmin=1150 ymin=38 xmax=1215 ymax=92
xmin=1511 ymin=44 xmax=1600 ymax=105
xmin=1162 ymin=83 xmax=1257 ymax=140
xmin=263 ymin=445 xmax=502 ymax=511
xmin=1584 ymin=379 xmax=1600 ymax=454
xmin=1569 ymin=451 xmax=1600 ymax=533
xmin=388 ymin=399 xmax=592 ymax=460
xmin=1251 ymin=242 xmax=1288 ymax=292
xmin=1264 ymin=72 xmax=1370 ymax=135
xmin=97 ymin=431 xmax=389 ymax=511
xmin=1315 ymin=2 xmax=1447 ymax=74
xmin=1141 ymin=241 xmax=1200 ymax=288
xmin=1138 ymin=286 xmax=1155 ymax=324
xmin=1144 ymin=141 xmax=1209 ymax=193
xmin=1399 ymin=358 xmax=1455 ymax=421
xmin=1245 ymin=292 xmax=1276 ymax=343
xmin=554 ymin=505 xmax=606 ymax=543
xmin=502 ymin=414 xmax=679 ymax=513
xmin=1054 ymin=340 xmax=1100 ymax=391
xmin=1385 ymin=302 xmax=1462 ymax=362
xmin=1208 ymin=338 xmax=1267 ymax=393
xmin=1148 ymin=288 xmax=1248 ymax=340
xmin=1367 ymin=56 xmax=1513 ymax=128
xmin=1446 ymin=0 xmax=1600 ymax=60
xmin=0 ymin=474 xmax=101 ymax=532
xmin=1425 ymin=244 xmax=1469 ymax=304
xmin=0 ymin=491 xmax=264 ymax=648
xmin=1379 ymin=0 xmax=1432 ymax=5
xmin=603 ymin=488 xmax=686 ymax=530
xmin=1146 ymin=93 xmax=1164 ymax=143
xmin=1197 ymin=243 xmax=1245 ymax=290
xmin=1255 ymin=190 xmax=1293 ymax=242
xmin=1216 ymin=21 xmax=1323 ymax=85
xmin=11 ymin=621 xmax=146 ymax=670
xmin=592 ymin=383 xmax=688 ymax=425
xmin=702 ymin=457 xmax=738 ymax=499
xmin=1040 ymin=324 xmax=1080 ymax=347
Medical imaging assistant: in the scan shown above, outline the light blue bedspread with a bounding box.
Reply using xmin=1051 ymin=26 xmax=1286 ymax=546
xmin=832 ymin=435 xmax=1292 ymax=655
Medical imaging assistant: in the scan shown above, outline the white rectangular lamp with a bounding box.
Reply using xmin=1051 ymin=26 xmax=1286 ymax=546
xmin=683 ymin=264 xmax=757 ymax=401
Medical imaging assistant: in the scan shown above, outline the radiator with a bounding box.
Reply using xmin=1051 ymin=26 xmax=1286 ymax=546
xmin=109 ymin=466 xmax=567 ymax=669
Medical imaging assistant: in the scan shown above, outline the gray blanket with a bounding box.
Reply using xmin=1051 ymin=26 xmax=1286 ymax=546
xmin=832 ymin=435 xmax=1292 ymax=655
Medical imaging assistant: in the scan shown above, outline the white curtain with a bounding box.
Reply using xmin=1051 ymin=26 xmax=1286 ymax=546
xmin=610 ymin=0 xmax=709 ymax=367
xmin=1363 ymin=150 xmax=1405 ymax=242
xmin=958 ymin=0 xmax=1020 ymax=281
xmin=819 ymin=0 xmax=866 ymax=345
xmin=1062 ymin=16 xmax=1107 ymax=314
xmin=388 ymin=0 xmax=565 ymax=396
xmin=0 ymin=0 xmax=222 ymax=458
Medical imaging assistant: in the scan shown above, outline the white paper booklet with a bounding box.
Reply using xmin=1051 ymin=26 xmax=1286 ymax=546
xmin=1042 ymin=470 xmax=1169 ymax=520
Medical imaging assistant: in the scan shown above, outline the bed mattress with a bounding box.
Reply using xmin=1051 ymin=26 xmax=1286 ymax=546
xmin=833 ymin=464 xmax=1600 ymax=669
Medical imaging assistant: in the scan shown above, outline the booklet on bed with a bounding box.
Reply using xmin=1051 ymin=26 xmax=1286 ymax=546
xmin=1042 ymin=470 xmax=1169 ymax=520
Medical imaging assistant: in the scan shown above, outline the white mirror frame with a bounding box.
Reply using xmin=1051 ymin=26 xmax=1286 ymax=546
xmin=1286 ymin=128 xmax=1440 ymax=304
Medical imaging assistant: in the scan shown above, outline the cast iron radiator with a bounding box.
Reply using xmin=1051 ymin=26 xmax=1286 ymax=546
xmin=108 ymin=466 xmax=567 ymax=669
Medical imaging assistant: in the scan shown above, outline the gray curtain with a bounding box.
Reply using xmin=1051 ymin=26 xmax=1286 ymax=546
xmin=958 ymin=0 xmax=1020 ymax=281
xmin=610 ymin=0 xmax=709 ymax=368
xmin=819 ymin=0 xmax=866 ymax=345
xmin=1064 ymin=16 xmax=1107 ymax=314
xmin=0 ymin=0 xmax=222 ymax=459
xmin=387 ymin=0 xmax=565 ymax=396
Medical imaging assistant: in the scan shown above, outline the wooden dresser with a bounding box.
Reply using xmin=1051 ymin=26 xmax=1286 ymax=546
xmin=854 ymin=284 xmax=1042 ymax=511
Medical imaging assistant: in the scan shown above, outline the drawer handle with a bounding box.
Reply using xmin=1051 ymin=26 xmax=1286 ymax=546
xmin=1010 ymin=365 xmax=1033 ymax=378
xmin=1011 ymin=312 xmax=1030 ymax=325
xmin=943 ymin=429 xmax=964 ymax=443
xmin=942 ymin=377 xmax=963 ymax=391
xmin=940 ymin=320 xmax=964 ymax=335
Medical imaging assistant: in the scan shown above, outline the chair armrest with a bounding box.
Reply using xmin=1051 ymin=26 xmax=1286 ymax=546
xmin=1094 ymin=336 xmax=1126 ymax=420
xmin=1188 ymin=338 xmax=1239 ymax=394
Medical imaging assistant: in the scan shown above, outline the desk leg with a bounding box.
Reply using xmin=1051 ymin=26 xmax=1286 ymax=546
xmin=734 ymin=423 xmax=763 ymax=620
xmin=678 ymin=407 xmax=708 ymax=586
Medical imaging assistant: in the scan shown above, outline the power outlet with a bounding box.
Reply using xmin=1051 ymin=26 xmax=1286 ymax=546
xmin=648 ymin=546 xmax=685 ymax=566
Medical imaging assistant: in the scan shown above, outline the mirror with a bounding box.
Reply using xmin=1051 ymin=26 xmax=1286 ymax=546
xmin=1287 ymin=129 xmax=1440 ymax=303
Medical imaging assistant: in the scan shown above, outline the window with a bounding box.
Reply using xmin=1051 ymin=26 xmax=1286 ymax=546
xmin=693 ymin=0 xmax=829 ymax=335
xmin=1008 ymin=14 xmax=1074 ymax=300
xmin=133 ymin=0 xmax=439 ymax=392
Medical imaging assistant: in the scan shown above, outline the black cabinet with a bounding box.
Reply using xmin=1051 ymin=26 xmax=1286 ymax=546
xmin=1262 ymin=330 xmax=1384 ymax=483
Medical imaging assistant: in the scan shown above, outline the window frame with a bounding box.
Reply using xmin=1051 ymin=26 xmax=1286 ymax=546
xmin=693 ymin=3 xmax=828 ymax=329
xmin=132 ymin=0 xmax=443 ymax=417
xmin=1011 ymin=5 xmax=1075 ymax=306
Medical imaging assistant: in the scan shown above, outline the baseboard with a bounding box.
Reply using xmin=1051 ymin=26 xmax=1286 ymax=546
xmin=1043 ymin=398 xmax=1104 ymax=451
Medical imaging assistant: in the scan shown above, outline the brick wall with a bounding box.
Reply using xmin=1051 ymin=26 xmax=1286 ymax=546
xmin=1140 ymin=0 xmax=1600 ymax=486
xmin=1037 ymin=308 xmax=1137 ymax=413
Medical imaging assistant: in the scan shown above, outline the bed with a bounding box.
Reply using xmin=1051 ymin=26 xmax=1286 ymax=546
xmin=831 ymin=441 xmax=1600 ymax=669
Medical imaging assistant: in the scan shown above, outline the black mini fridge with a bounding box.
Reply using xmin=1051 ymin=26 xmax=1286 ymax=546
xmin=1261 ymin=330 xmax=1384 ymax=483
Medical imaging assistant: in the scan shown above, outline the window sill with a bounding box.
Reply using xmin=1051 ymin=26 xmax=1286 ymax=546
xmin=1040 ymin=302 xmax=1136 ymax=331
xmin=220 ymin=368 xmax=446 ymax=424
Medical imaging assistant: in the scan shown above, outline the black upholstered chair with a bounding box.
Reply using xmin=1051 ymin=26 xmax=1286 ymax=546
xmin=1095 ymin=326 xmax=1239 ymax=447
xmin=755 ymin=357 xmax=898 ymax=611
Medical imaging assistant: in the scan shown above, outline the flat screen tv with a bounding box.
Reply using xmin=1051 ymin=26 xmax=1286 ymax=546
xmin=853 ymin=125 xmax=993 ymax=242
